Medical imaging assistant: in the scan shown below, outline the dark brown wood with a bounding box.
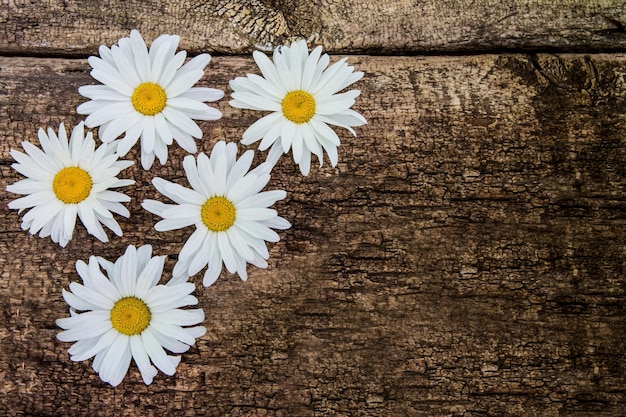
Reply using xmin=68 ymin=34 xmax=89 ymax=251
xmin=1 ymin=1 xmax=625 ymax=55
xmin=0 ymin=53 xmax=625 ymax=416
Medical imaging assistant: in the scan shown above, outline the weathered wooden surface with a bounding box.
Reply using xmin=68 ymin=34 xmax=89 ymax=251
xmin=1 ymin=0 xmax=625 ymax=55
xmin=1 ymin=53 xmax=625 ymax=416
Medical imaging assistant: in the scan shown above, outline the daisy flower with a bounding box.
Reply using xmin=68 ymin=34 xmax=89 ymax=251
xmin=56 ymin=244 xmax=206 ymax=387
xmin=142 ymin=141 xmax=290 ymax=286
xmin=6 ymin=122 xmax=134 ymax=247
xmin=77 ymin=29 xmax=224 ymax=170
xmin=229 ymin=39 xmax=367 ymax=176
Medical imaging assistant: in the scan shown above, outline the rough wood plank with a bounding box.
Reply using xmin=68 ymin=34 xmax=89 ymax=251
xmin=1 ymin=0 xmax=625 ymax=55
xmin=1 ymin=53 xmax=625 ymax=416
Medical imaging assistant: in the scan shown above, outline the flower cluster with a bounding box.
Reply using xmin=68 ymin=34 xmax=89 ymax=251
xmin=6 ymin=30 xmax=365 ymax=386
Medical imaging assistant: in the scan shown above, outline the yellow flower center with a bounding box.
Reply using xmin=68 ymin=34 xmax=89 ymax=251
xmin=201 ymin=196 xmax=236 ymax=232
xmin=131 ymin=82 xmax=167 ymax=116
xmin=52 ymin=167 xmax=93 ymax=204
xmin=110 ymin=297 xmax=151 ymax=336
xmin=281 ymin=90 xmax=316 ymax=124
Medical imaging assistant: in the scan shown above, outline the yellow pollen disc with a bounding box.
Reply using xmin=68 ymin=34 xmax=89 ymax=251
xmin=131 ymin=82 xmax=167 ymax=116
xmin=201 ymin=196 xmax=236 ymax=232
xmin=52 ymin=167 xmax=93 ymax=204
xmin=281 ymin=90 xmax=316 ymax=124
xmin=110 ymin=297 xmax=151 ymax=336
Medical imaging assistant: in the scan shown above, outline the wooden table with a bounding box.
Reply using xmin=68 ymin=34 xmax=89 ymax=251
xmin=1 ymin=1 xmax=625 ymax=416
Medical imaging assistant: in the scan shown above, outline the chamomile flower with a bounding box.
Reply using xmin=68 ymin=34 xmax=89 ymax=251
xmin=6 ymin=122 xmax=134 ymax=247
xmin=56 ymin=244 xmax=206 ymax=387
xmin=77 ymin=29 xmax=224 ymax=170
xmin=229 ymin=39 xmax=367 ymax=176
xmin=142 ymin=141 xmax=290 ymax=286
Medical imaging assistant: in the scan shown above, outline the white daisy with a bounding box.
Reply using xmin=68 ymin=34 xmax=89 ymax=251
xmin=56 ymin=244 xmax=206 ymax=387
xmin=229 ymin=39 xmax=367 ymax=176
xmin=6 ymin=122 xmax=134 ymax=247
xmin=142 ymin=141 xmax=290 ymax=286
xmin=77 ymin=29 xmax=224 ymax=170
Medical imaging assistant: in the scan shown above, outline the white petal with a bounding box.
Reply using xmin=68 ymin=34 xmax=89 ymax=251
xmin=10 ymin=158 xmax=51 ymax=183
xmin=142 ymin=199 xmax=175 ymax=217
xmin=8 ymin=191 xmax=56 ymax=211
xmin=67 ymin=336 xmax=101 ymax=362
xmin=182 ymin=154 xmax=208 ymax=195
xmin=136 ymin=244 xmax=154 ymax=272
xmin=119 ymin=244 xmax=138 ymax=297
xmin=110 ymin=44 xmax=141 ymax=87
xmin=83 ymin=102 xmax=136 ymax=129
xmin=152 ymin=177 xmax=205 ymax=205
xmin=100 ymin=334 xmax=132 ymax=386
xmin=252 ymin=51 xmax=283 ymax=89
xmin=130 ymin=335 xmax=158 ymax=385
xmin=140 ymin=148 xmax=156 ymax=170
xmin=241 ymin=112 xmax=283 ymax=144
xmin=237 ymin=190 xmax=286 ymax=210
xmin=280 ymin=122 xmax=295 ymax=152
xmin=217 ymin=232 xmax=237 ymax=274
xmin=162 ymin=107 xmax=203 ymax=138
xmin=56 ymin=311 xmax=112 ymax=341
xmin=155 ymin=217 xmax=197 ymax=232
xmin=250 ymin=143 xmax=281 ymax=177
xmin=116 ymin=119 xmax=143 ymax=156
xmin=90 ymin=68 xmax=134 ymax=96
xmin=196 ymin=153 xmax=216 ymax=196
xmin=177 ymin=53 xmax=211 ymax=75
xmin=301 ymin=45 xmax=324 ymax=91
xmin=167 ymin=97 xmax=212 ymax=113
xmin=143 ymin=283 xmax=195 ymax=312
xmin=159 ymin=50 xmax=187 ymax=87
xmin=71 ymin=328 xmax=118 ymax=362
xmin=254 ymin=120 xmax=283 ymax=151
xmin=227 ymin=228 xmax=256 ymax=262
xmin=65 ymin=284 xmax=107 ymax=314
xmin=79 ymin=85 xmax=128 ymax=101
xmin=169 ymin=122 xmax=197 ymax=153
xmin=134 ymin=256 xmax=166 ymax=298
xmin=262 ymin=216 xmax=291 ymax=230
xmin=141 ymin=330 xmax=177 ymax=376
xmin=180 ymin=87 xmax=224 ymax=102
xmin=310 ymin=117 xmax=341 ymax=146
xmin=235 ymin=220 xmax=279 ymax=242
xmin=150 ymin=332 xmax=189 ymax=354
xmin=203 ymin=260 xmax=221 ymax=287
xmin=62 ymin=288 xmax=98 ymax=311
xmin=230 ymin=92 xmax=281 ymax=112
xmin=21 ymin=141 xmax=61 ymax=173
xmin=187 ymin=233 xmax=212 ymax=277
xmin=141 ymin=117 xmax=156 ymax=154
xmin=301 ymin=122 xmax=325 ymax=163
xmin=292 ymin=130 xmax=304 ymax=164
xmin=225 ymin=174 xmax=260 ymax=203
xmin=154 ymin=308 xmax=204 ymax=326
xmin=149 ymin=320 xmax=197 ymax=347
xmin=237 ymin=207 xmax=277 ymax=221
xmin=161 ymin=203 xmax=201 ymax=220
xmin=211 ymin=153 xmax=228 ymax=196
xmin=165 ymin=70 xmax=204 ymax=98
xmin=174 ymin=227 xmax=208 ymax=276
xmin=273 ymin=46 xmax=296 ymax=91
xmin=299 ymin=149 xmax=312 ymax=175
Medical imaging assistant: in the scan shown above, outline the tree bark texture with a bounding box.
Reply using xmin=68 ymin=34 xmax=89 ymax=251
xmin=1 ymin=0 xmax=625 ymax=55
xmin=1 ymin=52 xmax=625 ymax=416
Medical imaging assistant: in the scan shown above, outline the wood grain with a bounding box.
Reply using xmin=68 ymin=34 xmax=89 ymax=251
xmin=0 ymin=53 xmax=625 ymax=416
xmin=1 ymin=0 xmax=625 ymax=55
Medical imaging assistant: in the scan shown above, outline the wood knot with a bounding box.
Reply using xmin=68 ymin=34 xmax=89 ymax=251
xmin=199 ymin=0 xmax=320 ymax=50
xmin=530 ymin=54 xmax=598 ymax=92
